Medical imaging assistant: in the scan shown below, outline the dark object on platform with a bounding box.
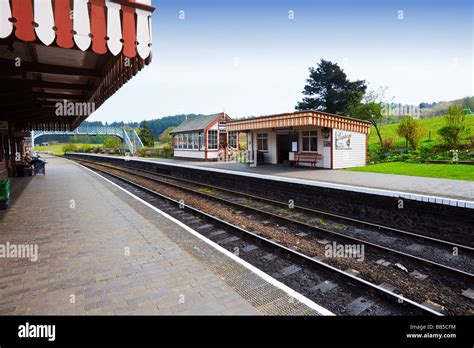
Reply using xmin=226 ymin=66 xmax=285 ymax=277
xmin=34 ymin=161 xmax=46 ymax=175
xmin=31 ymin=157 xmax=46 ymax=176
xmin=0 ymin=199 xmax=8 ymax=210
xmin=15 ymin=164 xmax=32 ymax=177
xmin=0 ymin=178 xmax=10 ymax=210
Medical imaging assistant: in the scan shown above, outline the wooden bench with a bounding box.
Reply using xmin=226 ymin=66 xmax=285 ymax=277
xmin=294 ymin=153 xmax=322 ymax=168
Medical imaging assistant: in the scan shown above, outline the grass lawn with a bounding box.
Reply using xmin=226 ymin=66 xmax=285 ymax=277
xmin=347 ymin=162 xmax=474 ymax=181
xmin=369 ymin=115 xmax=474 ymax=150
xmin=35 ymin=143 xmax=102 ymax=156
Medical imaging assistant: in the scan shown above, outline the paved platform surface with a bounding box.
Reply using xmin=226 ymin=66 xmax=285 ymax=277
xmin=141 ymin=158 xmax=474 ymax=202
xmin=0 ymin=156 xmax=321 ymax=315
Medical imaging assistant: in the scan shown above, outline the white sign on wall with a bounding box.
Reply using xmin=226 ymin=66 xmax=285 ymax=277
xmin=291 ymin=141 xmax=298 ymax=152
xmin=335 ymin=131 xmax=353 ymax=150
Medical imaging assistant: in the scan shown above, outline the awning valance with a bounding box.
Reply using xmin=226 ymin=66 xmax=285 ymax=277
xmin=227 ymin=111 xmax=371 ymax=134
xmin=0 ymin=0 xmax=154 ymax=59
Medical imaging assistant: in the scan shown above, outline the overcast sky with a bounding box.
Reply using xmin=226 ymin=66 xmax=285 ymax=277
xmin=89 ymin=0 xmax=473 ymax=123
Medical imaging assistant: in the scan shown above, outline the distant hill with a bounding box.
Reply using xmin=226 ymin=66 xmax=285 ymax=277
xmin=84 ymin=114 xmax=205 ymax=138
xmin=379 ymin=96 xmax=473 ymax=125
xmin=38 ymin=114 xmax=205 ymax=144
xmin=419 ymin=96 xmax=474 ymax=118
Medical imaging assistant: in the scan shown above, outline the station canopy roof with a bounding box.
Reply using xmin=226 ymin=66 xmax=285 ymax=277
xmin=170 ymin=113 xmax=230 ymax=134
xmin=0 ymin=0 xmax=155 ymax=132
xmin=227 ymin=110 xmax=371 ymax=134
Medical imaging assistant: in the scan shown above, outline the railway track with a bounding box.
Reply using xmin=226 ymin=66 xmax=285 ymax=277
xmin=72 ymin=158 xmax=474 ymax=276
xmin=76 ymin=160 xmax=445 ymax=316
xmin=71 ymin=161 xmax=472 ymax=314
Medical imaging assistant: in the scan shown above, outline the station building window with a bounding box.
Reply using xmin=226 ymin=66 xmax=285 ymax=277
xmin=183 ymin=133 xmax=187 ymax=149
xmin=199 ymin=132 xmax=205 ymax=150
xmin=208 ymin=130 xmax=218 ymax=150
xmin=257 ymin=133 xmax=268 ymax=151
xmin=228 ymin=131 xmax=238 ymax=149
xmin=302 ymin=130 xmax=317 ymax=152
xmin=174 ymin=132 xmax=203 ymax=150
xmin=187 ymin=133 xmax=192 ymax=149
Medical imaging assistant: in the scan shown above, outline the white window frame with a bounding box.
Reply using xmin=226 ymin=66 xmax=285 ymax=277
xmin=187 ymin=133 xmax=192 ymax=149
xmin=228 ymin=131 xmax=238 ymax=149
xmin=302 ymin=130 xmax=318 ymax=152
xmin=257 ymin=133 xmax=268 ymax=151
xmin=199 ymin=132 xmax=205 ymax=150
xmin=193 ymin=132 xmax=198 ymax=150
xmin=208 ymin=130 xmax=218 ymax=150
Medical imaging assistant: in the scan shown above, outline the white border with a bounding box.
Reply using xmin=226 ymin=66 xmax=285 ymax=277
xmin=73 ymin=160 xmax=335 ymax=316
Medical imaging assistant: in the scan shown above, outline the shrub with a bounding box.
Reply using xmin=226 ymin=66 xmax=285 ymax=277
xmin=103 ymin=136 xmax=121 ymax=149
xmin=62 ymin=143 xmax=78 ymax=153
xmin=468 ymin=135 xmax=474 ymax=149
xmin=396 ymin=116 xmax=423 ymax=149
xmin=438 ymin=106 xmax=471 ymax=148
xmin=437 ymin=125 xmax=466 ymax=148
xmin=382 ymin=137 xmax=395 ymax=150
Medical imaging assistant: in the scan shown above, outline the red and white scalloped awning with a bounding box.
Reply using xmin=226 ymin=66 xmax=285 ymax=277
xmin=0 ymin=0 xmax=154 ymax=59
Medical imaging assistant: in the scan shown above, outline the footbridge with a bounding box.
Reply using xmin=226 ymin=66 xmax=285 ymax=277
xmin=32 ymin=125 xmax=144 ymax=154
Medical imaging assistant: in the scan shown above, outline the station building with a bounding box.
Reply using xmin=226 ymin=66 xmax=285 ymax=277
xmin=0 ymin=0 xmax=154 ymax=177
xmin=226 ymin=110 xmax=371 ymax=169
xmin=171 ymin=113 xmax=232 ymax=160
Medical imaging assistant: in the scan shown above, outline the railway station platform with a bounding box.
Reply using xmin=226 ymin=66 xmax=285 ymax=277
xmin=0 ymin=156 xmax=326 ymax=315
xmin=149 ymin=159 xmax=474 ymax=203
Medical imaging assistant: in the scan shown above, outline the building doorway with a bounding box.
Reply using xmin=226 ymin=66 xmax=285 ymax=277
xmin=276 ymin=132 xmax=298 ymax=163
xmin=219 ymin=131 xmax=227 ymax=148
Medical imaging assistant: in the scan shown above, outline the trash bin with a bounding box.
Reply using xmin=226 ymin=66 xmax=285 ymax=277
xmin=0 ymin=178 xmax=10 ymax=210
